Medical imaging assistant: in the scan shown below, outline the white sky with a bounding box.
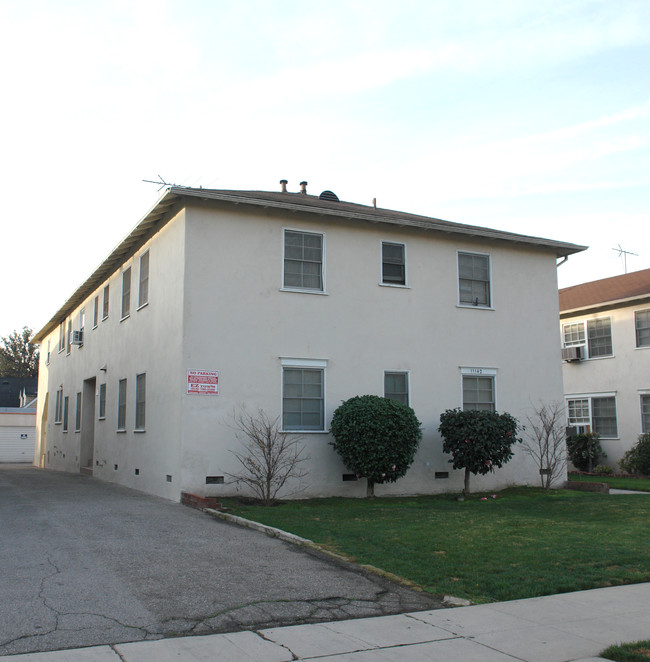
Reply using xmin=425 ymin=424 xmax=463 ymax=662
xmin=1 ymin=0 xmax=649 ymax=339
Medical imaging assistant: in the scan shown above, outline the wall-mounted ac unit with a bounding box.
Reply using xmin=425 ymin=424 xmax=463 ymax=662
xmin=70 ymin=330 xmax=84 ymax=345
xmin=562 ymin=345 xmax=583 ymax=361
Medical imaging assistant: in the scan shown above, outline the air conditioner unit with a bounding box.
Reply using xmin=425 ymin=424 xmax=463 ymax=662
xmin=70 ymin=330 xmax=84 ymax=345
xmin=562 ymin=345 xmax=583 ymax=361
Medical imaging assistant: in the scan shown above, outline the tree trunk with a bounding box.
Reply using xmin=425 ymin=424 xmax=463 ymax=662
xmin=366 ymin=479 xmax=375 ymax=498
xmin=463 ymin=468 xmax=471 ymax=497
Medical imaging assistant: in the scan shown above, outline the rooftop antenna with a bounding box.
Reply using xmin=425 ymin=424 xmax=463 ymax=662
xmin=142 ymin=174 xmax=174 ymax=192
xmin=612 ymin=244 xmax=638 ymax=274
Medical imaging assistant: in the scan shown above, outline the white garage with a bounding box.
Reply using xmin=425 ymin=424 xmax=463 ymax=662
xmin=0 ymin=408 xmax=36 ymax=463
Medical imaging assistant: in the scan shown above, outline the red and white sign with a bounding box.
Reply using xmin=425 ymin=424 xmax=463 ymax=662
xmin=187 ymin=370 xmax=219 ymax=395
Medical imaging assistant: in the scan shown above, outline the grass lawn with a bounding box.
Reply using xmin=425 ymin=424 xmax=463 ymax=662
xmin=222 ymin=487 xmax=650 ymax=604
xmin=568 ymin=473 xmax=650 ymax=492
xmin=601 ymin=640 xmax=650 ymax=661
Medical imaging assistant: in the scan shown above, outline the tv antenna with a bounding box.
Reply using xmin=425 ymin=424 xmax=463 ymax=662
xmin=142 ymin=174 xmax=174 ymax=192
xmin=612 ymin=244 xmax=638 ymax=274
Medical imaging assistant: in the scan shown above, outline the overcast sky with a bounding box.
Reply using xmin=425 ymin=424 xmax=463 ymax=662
xmin=1 ymin=0 xmax=648 ymax=339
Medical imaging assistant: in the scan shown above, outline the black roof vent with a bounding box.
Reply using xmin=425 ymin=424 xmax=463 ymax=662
xmin=319 ymin=190 xmax=339 ymax=202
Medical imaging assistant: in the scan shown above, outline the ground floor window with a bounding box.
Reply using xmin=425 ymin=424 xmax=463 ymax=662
xmin=566 ymin=395 xmax=618 ymax=438
xmin=135 ymin=373 xmax=146 ymax=430
xmin=281 ymin=359 xmax=326 ymax=431
xmin=117 ymin=379 xmax=127 ymax=430
xmin=384 ymin=371 xmax=409 ymax=405
xmin=641 ymin=394 xmax=650 ymax=433
xmin=461 ymin=369 xmax=496 ymax=411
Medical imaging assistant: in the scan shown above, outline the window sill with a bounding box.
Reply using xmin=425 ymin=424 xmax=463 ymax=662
xmin=280 ymin=288 xmax=328 ymax=295
xmin=120 ymin=314 xmax=130 ymax=323
xmin=282 ymin=429 xmax=330 ymax=434
xmin=134 ymin=429 xmax=146 ymax=433
xmin=457 ymin=304 xmax=494 ymax=311
xmin=116 ymin=429 xmax=127 ymax=433
xmin=92 ymin=325 xmax=98 ymax=330
xmin=379 ymin=283 xmax=410 ymax=289
xmin=102 ymin=316 xmax=109 ymax=322
xmin=137 ymin=302 xmax=149 ymax=311
xmin=635 ymin=345 xmax=650 ymax=350
xmin=98 ymin=416 xmax=106 ymax=421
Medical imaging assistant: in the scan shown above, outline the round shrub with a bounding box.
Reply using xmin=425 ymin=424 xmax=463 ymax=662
xmin=619 ymin=432 xmax=650 ymax=475
xmin=593 ymin=465 xmax=613 ymax=475
xmin=566 ymin=432 xmax=605 ymax=472
xmin=329 ymin=395 xmax=422 ymax=496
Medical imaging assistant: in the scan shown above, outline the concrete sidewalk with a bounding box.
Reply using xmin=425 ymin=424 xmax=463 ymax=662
xmin=4 ymin=582 xmax=648 ymax=662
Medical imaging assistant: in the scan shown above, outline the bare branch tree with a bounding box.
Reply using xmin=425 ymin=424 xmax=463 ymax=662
xmin=224 ymin=408 xmax=309 ymax=505
xmin=522 ymin=402 xmax=567 ymax=489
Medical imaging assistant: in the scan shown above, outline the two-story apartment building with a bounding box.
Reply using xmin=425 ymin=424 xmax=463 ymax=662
xmin=34 ymin=183 xmax=584 ymax=501
xmin=560 ymin=268 xmax=650 ymax=469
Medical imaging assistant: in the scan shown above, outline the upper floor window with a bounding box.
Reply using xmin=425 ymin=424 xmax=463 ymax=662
xmin=381 ymin=242 xmax=406 ymax=286
xmin=635 ymin=309 xmax=650 ymax=348
xmin=58 ymin=321 xmax=65 ymax=353
xmin=384 ymin=371 xmax=409 ymax=405
xmin=93 ymin=296 xmax=99 ymax=328
xmin=462 ymin=369 xmax=496 ymax=411
xmin=458 ymin=252 xmax=491 ymax=307
xmin=63 ymin=396 xmax=69 ymax=432
xmin=121 ymin=268 xmax=131 ymax=319
xmin=562 ymin=318 xmax=612 ymax=359
xmin=66 ymin=320 xmax=72 ymax=355
xmin=138 ymin=251 xmax=149 ymax=308
xmin=281 ymin=359 xmax=326 ymax=431
xmin=283 ymin=230 xmax=324 ymax=291
xmin=567 ymin=395 xmax=618 ymax=438
xmin=54 ymin=387 xmax=63 ymax=423
xmin=102 ymin=285 xmax=110 ymax=320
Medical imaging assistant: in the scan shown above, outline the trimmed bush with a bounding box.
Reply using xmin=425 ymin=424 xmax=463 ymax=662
xmin=593 ymin=464 xmax=613 ymax=475
xmin=438 ymin=408 xmax=522 ymax=496
xmin=330 ymin=395 xmax=422 ymax=496
xmin=619 ymin=433 xmax=650 ymax=475
xmin=566 ymin=432 xmax=605 ymax=472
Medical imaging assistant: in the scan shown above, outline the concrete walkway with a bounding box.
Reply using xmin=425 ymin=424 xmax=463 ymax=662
xmin=4 ymin=582 xmax=648 ymax=661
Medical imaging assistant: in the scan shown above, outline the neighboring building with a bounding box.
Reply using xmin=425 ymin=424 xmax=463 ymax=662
xmin=33 ymin=184 xmax=584 ymax=500
xmin=0 ymin=378 xmax=37 ymax=462
xmin=559 ymin=268 xmax=650 ymax=469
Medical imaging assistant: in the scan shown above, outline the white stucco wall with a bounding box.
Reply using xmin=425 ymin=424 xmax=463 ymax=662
xmin=35 ymin=210 xmax=187 ymax=499
xmin=562 ymin=303 xmax=650 ymax=468
xmin=177 ymin=200 xmax=566 ymax=498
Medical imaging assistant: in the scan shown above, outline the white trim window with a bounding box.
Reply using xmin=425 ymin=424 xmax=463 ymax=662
xmin=458 ymin=251 xmax=491 ymax=307
xmin=117 ymin=378 xmax=127 ymax=431
xmin=566 ymin=395 xmax=618 ymax=438
xmin=635 ymin=309 xmax=650 ymax=348
xmin=138 ymin=251 xmax=149 ymax=308
xmin=55 ymin=387 xmax=63 ymax=424
xmin=121 ymin=268 xmax=131 ymax=319
xmin=461 ymin=367 xmax=496 ymax=411
xmin=562 ymin=317 xmax=613 ymax=359
xmin=98 ymin=383 xmax=106 ymax=420
xmin=641 ymin=394 xmax=650 ymax=433
xmin=283 ymin=229 xmax=324 ymax=292
xmin=135 ymin=373 xmax=146 ymax=430
xmin=93 ymin=296 xmax=99 ymax=328
xmin=75 ymin=392 xmax=82 ymax=432
xmin=63 ymin=396 xmax=69 ymax=432
xmin=381 ymin=242 xmax=406 ymax=286
xmin=58 ymin=322 xmax=66 ymax=353
xmin=384 ymin=371 xmax=409 ymax=405
xmin=281 ymin=358 xmax=326 ymax=431
xmin=102 ymin=285 xmax=110 ymax=320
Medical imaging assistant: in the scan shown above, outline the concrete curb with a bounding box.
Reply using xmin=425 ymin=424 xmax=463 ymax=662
xmin=204 ymin=508 xmax=465 ymax=605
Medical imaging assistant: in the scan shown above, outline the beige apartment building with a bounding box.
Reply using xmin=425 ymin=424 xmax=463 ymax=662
xmin=34 ymin=184 xmax=584 ymax=500
xmin=560 ymin=268 xmax=650 ymax=469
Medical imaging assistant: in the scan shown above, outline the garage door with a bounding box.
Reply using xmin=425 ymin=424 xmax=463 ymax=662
xmin=0 ymin=426 xmax=35 ymax=463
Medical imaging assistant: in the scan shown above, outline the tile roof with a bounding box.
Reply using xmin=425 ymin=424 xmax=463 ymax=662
xmin=34 ymin=186 xmax=586 ymax=342
xmin=559 ymin=267 xmax=650 ymax=313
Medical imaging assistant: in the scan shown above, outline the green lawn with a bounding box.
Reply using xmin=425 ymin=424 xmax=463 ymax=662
xmin=568 ymin=473 xmax=650 ymax=492
xmin=222 ymin=488 xmax=650 ymax=604
xmin=601 ymin=640 xmax=650 ymax=661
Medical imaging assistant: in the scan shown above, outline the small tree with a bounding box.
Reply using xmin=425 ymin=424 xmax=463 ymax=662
xmin=330 ymin=395 xmax=422 ymax=497
xmin=438 ymin=409 xmax=522 ymax=497
xmin=225 ymin=409 xmax=309 ymax=505
xmin=566 ymin=432 xmax=605 ymax=472
xmin=0 ymin=327 xmax=39 ymax=378
xmin=522 ymin=402 xmax=567 ymax=489
xmin=619 ymin=432 xmax=650 ymax=475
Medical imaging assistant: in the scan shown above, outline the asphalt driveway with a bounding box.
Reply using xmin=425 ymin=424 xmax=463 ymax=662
xmin=0 ymin=465 xmax=443 ymax=656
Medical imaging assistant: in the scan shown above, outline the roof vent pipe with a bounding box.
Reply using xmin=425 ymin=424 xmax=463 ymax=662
xmin=299 ymin=181 xmax=308 ymax=195
xmin=280 ymin=179 xmax=288 ymax=193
